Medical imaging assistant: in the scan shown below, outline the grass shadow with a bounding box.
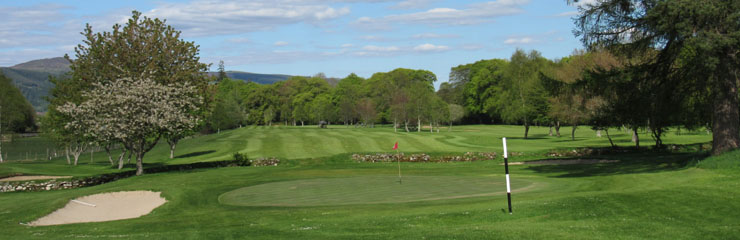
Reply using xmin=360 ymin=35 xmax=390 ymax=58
xmin=176 ymin=150 xmax=216 ymax=159
xmin=526 ymin=148 xmax=710 ymax=178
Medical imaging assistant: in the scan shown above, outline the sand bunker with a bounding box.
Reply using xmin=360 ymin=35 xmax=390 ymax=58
xmin=506 ymin=159 xmax=620 ymax=165
xmin=0 ymin=176 xmax=72 ymax=182
xmin=29 ymin=191 xmax=166 ymax=226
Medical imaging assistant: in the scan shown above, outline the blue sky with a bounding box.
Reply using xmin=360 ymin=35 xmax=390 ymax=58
xmin=0 ymin=0 xmax=595 ymax=88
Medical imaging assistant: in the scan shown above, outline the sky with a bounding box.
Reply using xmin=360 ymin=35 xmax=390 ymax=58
xmin=0 ymin=0 xmax=596 ymax=88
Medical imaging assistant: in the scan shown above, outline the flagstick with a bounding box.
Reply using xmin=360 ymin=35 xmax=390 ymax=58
xmin=396 ymin=148 xmax=402 ymax=184
xmin=503 ymin=137 xmax=512 ymax=214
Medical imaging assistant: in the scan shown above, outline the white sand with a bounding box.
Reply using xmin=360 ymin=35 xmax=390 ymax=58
xmin=506 ymin=159 xmax=620 ymax=165
xmin=29 ymin=191 xmax=166 ymax=226
xmin=0 ymin=176 xmax=72 ymax=182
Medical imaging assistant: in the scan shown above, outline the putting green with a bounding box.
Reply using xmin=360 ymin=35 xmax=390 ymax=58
xmin=219 ymin=175 xmax=533 ymax=207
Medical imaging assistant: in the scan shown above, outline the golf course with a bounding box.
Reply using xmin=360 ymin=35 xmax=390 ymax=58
xmin=1 ymin=125 xmax=739 ymax=239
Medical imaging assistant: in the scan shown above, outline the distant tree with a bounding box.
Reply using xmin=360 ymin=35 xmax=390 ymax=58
xmin=427 ymin=96 xmax=449 ymax=133
xmin=1 ymin=71 xmax=38 ymax=161
xmin=217 ymin=60 xmax=227 ymax=83
xmin=334 ymin=73 xmax=364 ymax=126
xmin=571 ymin=0 xmax=740 ymax=154
xmin=42 ymin=74 xmax=89 ymax=165
xmin=499 ymin=49 xmax=550 ymax=139
xmin=311 ymin=93 xmax=335 ymax=125
xmin=356 ymin=98 xmax=377 ymax=127
xmin=447 ymin=104 xmax=465 ymax=131
xmin=0 ymin=72 xmax=36 ymax=135
xmin=0 ymin=72 xmax=36 ymax=162
xmin=263 ymin=106 xmax=275 ymax=126
xmin=58 ymin=78 xmax=202 ymax=175
xmin=454 ymin=59 xmax=508 ymax=124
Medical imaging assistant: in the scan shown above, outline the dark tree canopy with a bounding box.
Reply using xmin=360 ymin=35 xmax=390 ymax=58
xmin=571 ymin=0 xmax=740 ymax=154
xmin=0 ymin=72 xmax=36 ymax=134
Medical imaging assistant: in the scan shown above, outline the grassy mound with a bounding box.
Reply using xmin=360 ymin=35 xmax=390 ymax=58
xmin=219 ymin=175 xmax=533 ymax=206
xmin=697 ymin=149 xmax=740 ymax=169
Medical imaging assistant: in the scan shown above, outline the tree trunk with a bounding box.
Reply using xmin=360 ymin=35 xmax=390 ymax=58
xmin=596 ymin=130 xmax=602 ymax=138
xmin=394 ymin=118 xmax=397 ymax=132
xmin=605 ymin=129 xmax=616 ymax=148
xmin=73 ymin=152 xmax=81 ymax=166
xmin=168 ymin=137 xmax=179 ymax=159
xmin=417 ymin=118 xmax=421 ymax=132
xmin=652 ymin=128 xmax=664 ymax=149
xmin=548 ymin=124 xmax=553 ymax=136
xmin=104 ymin=145 xmax=114 ymax=166
xmin=632 ymin=127 xmax=640 ymax=149
xmin=117 ymin=149 xmax=127 ymax=170
xmin=571 ymin=124 xmax=577 ymax=140
xmin=449 ymin=122 xmax=452 ymax=132
xmin=66 ymin=146 xmax=71 ymax=165
xmin=135 ymin=152 xmax=144 ymax=176
xmin=524 ymin=120 xmax=530 ymax=139
xmin=711 ymin=72 xmax=740 ymax=155
xmin=404 ymin=121 xmax=410 ymax=132
xmin=555 ymin=121 xmax=561 ymax=137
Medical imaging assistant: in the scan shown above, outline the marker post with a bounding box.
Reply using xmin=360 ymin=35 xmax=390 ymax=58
xmin=503 ymin=137 xmax=512 ymax=214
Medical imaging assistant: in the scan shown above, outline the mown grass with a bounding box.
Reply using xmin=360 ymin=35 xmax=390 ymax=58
xmin=1 ymin=125 xmax=737 ymax=239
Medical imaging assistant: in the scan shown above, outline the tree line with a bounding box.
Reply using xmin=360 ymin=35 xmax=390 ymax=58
xmin=207 ymin=68 xmax=463 ymax=133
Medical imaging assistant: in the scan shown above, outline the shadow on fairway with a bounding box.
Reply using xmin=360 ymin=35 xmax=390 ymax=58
xmin=526 ymin=151 xmax=709 ymax=178
xmin=176 ymin=150 xmax=216 ymax=158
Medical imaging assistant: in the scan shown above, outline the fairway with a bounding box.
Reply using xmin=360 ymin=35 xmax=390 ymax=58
xmin=219 ymin=175 xmax=534 ymax=206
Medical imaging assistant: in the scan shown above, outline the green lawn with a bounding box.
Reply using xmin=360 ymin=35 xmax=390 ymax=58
xmin=1 ymin=125 xmax=738 ymax=239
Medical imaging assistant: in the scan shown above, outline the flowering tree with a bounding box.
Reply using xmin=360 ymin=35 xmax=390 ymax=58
xmin=59 ymin=78 xmax=202 ymax=175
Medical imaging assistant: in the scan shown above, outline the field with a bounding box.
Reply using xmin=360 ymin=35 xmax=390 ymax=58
xmin=1 ymin=125 xmax=739 ymax=239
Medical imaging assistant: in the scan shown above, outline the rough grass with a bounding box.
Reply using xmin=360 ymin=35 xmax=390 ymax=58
xmin=0 ymin=125 xmax=737 ymax=239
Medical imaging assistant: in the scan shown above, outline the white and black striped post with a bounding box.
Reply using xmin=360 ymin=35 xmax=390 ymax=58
xmin=503 ymin=137 xmax=512 ymax=214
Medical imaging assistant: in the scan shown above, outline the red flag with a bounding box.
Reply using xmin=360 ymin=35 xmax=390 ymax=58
xmin=392 ymin=142 xmax=398 ymax=150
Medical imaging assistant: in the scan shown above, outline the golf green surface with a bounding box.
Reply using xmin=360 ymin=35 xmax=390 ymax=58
xmin=219 ymin=175 xmax=534 ymax=206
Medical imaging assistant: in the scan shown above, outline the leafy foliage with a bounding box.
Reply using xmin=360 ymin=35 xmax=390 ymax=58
xmin=0 ymin=72 xmax=36 ymax=134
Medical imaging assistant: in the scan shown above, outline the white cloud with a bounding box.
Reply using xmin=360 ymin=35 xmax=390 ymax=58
xmin=413 ymin=43 xmax=449 ymax=52
xmin=390 ymin=0 xmax=439 ymax=10
xmin=503 ymin=31 xmax=562 ymax=45
xmin=359 ymin=35 xmax=390 ymax=41
xmin=553 ymin=11 xmax=579 ymax=17
xmin=226 ymin=37 xmax=252 ymax=43
xmin=412 ymin=33 xmax=459 ymax=39
xmin=355 ymin=0 xmax=530 ymax=30
xmin=341 ymin=43 xmax=354 ymax=48
xmin=362 ymin=45 xmax=401 ymax=52
xmin=147 ymin=0 xmax=352 ymax=36
xmin=504 ymin=37 xmax=537 ymax=45
xmin=274 ymin=41 xmax=289 ymax=46
xmin=570 ymin=0 xmax=599 ymax=8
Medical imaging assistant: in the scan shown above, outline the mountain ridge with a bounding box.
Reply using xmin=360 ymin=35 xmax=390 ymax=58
xmin=3 ymin=57 xmax=293 ymax=112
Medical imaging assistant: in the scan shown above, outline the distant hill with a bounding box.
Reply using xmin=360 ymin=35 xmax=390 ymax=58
xmin=1 ymin=57 xmax=70 ymax=112
xmin=210 ymin=71 xmax=292 ymax=85
xmin=12 ymin=57 xmax=70 ymax=74
xmin=3 ymin=58 xmax=298 ymax=112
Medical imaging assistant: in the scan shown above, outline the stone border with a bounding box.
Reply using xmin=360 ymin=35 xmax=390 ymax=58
xmin=0 ymin=158 xmax=267 ymax=193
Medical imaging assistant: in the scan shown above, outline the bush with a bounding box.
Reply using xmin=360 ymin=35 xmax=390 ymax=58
xmin=233 ymin=152 xmax=248 ymax=163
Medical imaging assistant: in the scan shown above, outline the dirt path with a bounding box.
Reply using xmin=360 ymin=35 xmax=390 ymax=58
xmin=28 ymin=191 xmax=166 ymax=226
